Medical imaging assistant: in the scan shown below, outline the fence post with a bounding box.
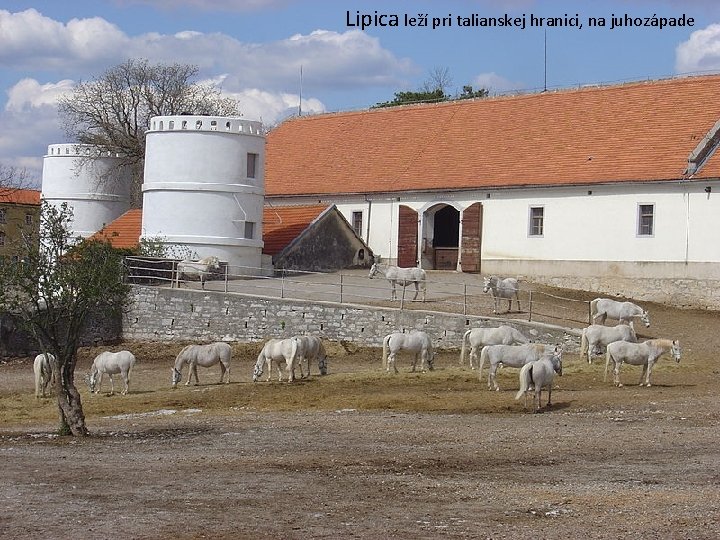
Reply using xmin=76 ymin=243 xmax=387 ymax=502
xmin=463 ymin=283 xmax=467 ymax=316
xmin=339 ymin=274 xmax=344 ymax=304
xmin=171 ymin=260 xmax=177 ymax=288
xmin=281 ymin=270 xmax=285 ymax=299
xmin=528 ymin=290 xmax=533 ymax=322
xmin=224 ymin=264 xmax=228 ymax=293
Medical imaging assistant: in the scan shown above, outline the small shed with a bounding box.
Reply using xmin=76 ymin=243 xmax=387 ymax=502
xmin=263 ymin=204 xmax=373 ymax=272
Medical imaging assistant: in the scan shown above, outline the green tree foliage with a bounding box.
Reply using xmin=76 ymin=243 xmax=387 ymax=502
xmin=57 ymin=59 xmax=242 ymax=206
xmin=0 ymin=202 xmax=130 ymax=436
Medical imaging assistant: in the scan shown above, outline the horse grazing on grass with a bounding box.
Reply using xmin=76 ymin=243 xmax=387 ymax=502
xmin=253 ymin=338 xmax=301 ymax=382
xmin=172 ymin=342 xmax=231 ymax=387
xmin=85 ymin=350 xmax=136 ymax=396
xmin=382 ymin=331 xmax=434 ymax=374
xmin=515 ymin=352 xmax=563 ymax=413
xmin=33 ymin=352 xmax=55 ymax=398
xmin=483 ymin=276 xmax=521 ymax=313
xmin=590 ymin=298 xmax=650 ymax=329
xmin=604 ymin=339 xmax=681 ymax=388
xmin=580 ymin=324 xmax=637 ymax=363
xmin=478 ymin=343 xmax=561 ymax=391
xmin=295 ymin=335 xmax=328 ymax=378
xmin=368 ymin=262 xmax=427 ymax=302
xmin=459 ymin=325 xmax=529 ymax=369
xmin=176 ymin=256 xmax=221 ymax=290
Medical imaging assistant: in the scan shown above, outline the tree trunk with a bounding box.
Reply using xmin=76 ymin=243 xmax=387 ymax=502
xmin=53 ymin=355 xmax=88 ymax=436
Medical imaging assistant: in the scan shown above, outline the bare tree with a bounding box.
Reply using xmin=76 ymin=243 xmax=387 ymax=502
xmin=422 ymin=66 xmax=453 ymax=95
xmin=0 ymin=202 xmax=130 ymax=436
xmin=0 ymin=164 xmax=32 ymax=199
xmin=57 ymin=59 xmax=242 ymax=206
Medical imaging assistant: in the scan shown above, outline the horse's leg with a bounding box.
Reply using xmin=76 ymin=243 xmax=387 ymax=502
xmin=469 ymin=346 xmax=478 ymax=370
xmin=185 ymin=364 xmax=194 ymax=386
xmin=390 ymin=281 xmax=397 ymax=301
xmin=644 ymin=361 xmax=655 ymax=387
xmin=489 ymin=364 xmax=500 ymax=391
xmin=108 ymin=374 xmax=115 ymax=396
xmin=412 ymin=282 xmax=419 ymax=301
xmin=546 ymin=384 xmax=552 ymax=408
xmin=122 ymin=371 xmax=129 ymax=395
xmin=534 ymin=389 xmax=541 ymax=413
xmin=614 ymin=361 xmax=623 ymax=387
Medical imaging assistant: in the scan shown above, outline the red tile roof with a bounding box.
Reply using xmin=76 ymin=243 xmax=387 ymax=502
xmin=0 ymin=189 xmax=41 ymax=205
xmin=265 ymin=75 xmax=720 ymax=196
xmin=262 ymin=204 xmax=328 ymax=255
xmin=90 ymin=209 xmax=142 ymax=249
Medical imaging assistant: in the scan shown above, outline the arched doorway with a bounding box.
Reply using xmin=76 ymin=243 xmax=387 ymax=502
xmin=421 ymin=204 xmax=460 ymax=270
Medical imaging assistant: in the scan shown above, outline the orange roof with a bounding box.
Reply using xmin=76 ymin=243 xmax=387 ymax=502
xmin=90 ymin=209 xmax=142 ymax=249
xmin=262 ymin=204 xmax=328 ymax=255
xmin=265 ymin=75 xmax=720 ymax=196
xmin=0 ymin=189 xmax=41 ymax=205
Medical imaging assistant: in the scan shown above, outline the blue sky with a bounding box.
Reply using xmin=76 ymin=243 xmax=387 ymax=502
xmin=3 ymin=0 xmax=720 ymax=183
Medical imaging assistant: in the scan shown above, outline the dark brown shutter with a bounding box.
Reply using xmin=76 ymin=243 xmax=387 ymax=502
xmin=460 ymin=202 xmax=482 ymax=273
xmin=397 ymin=205 xmax=418 ymax=267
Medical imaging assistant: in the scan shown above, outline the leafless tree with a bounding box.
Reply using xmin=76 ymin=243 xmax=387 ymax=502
xmin=57 ymin=59 xmax=242 ymax=206
xmin=422 ymin=66 xmax=454 ymax=95
xmin=0 ymin=164 xmax=32 ymax=199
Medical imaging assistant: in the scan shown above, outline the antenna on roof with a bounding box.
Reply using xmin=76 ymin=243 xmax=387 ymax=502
xmin=543 ymin=30 xmax=547 ymax=92
xmin=299 ymin=65 xmax=303 ymax=116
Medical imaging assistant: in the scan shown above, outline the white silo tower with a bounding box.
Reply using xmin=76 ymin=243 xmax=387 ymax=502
xmin=140 ymin=115 xmax=265 ymax=271
xmin=42 ymin=144 xmax=132 ymax=238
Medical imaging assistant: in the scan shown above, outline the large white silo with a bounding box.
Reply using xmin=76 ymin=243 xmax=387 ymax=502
xmin=140 ymin=115 xmax=265 ymax=271
xmin=41 ymin=144 xmax=132 ymax=238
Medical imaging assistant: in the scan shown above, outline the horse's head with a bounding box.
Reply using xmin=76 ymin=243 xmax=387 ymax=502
xmin=171 ymin=367 xmax=182 ymax=387
xmin=640 ymin=310 xmax=651 ymax=328
xmin=482 ymin=276 xmax=493 ymax=293
xmin=368 ymin=263 xmax=378 ymax=279
xmin=671 ymin=340 xmax=682 ymax=363
xmin=252 ymin=360 xmax=264 ymax=382
xmin=84 ymin=371 xmax=98 ymax=392
xmin=552 ymin=347 xmax=563 ymax=376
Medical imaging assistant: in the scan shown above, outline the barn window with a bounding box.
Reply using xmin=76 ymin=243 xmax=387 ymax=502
xmin=244 ymin=222 xmax=255 ymax=239
xmin=637 ymin=204 xmax=654 ymax=236
xmin=352 ymin=211 xmax=363 ymax=237
xmin=247 ymin=153 xmax=258 ymax=179
xmin=0 ymin=209 xmax=5 ymax=224
xmin=25 ymin=213 xmax=33 ymax=225
xmin=528 ymin=206 xmax=544 ymax=237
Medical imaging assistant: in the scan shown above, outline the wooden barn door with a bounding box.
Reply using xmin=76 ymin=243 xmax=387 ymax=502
xmin=397 ymin=205 xmax=419 ymax=267
xmin=460 ymin=202 xmax=483 ymax=273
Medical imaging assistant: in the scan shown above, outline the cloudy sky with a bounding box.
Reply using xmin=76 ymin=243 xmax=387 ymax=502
xmin=3 ymin=0 xmax=720 ymax=184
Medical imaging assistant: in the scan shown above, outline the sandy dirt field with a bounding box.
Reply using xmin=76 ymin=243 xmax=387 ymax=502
xmin=1 ymin=289 xmax=719 ymax=539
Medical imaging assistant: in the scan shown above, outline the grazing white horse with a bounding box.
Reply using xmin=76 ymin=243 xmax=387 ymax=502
xmin=515 ymin=352 xmax=563 ymax=413
xmin=478 ymin=343 xmax=561 ymax=391
xmin=590 ymin=298 xmax=650 ymax=329
xmin=172 ymin=342 xmax=231 ymax=387
xmin=368 ymin=262 xmax=427 ymax=302
xmin=459 ymin=325 xmax=529 ymax=369
xmin=86 ymin=350 xmax=136 ymax=396
xmin=33 ymin=352 xmax=55 ymax=398
xmin=382 ymin=331 xmax=434 ymax=374
xmin=483 ymin=276 xmax=521 ymax=313
xmin=176 ymin=256 xmax=221 ymax=290
xmin=253 ymin=338 xmax=301 ymax=382
xmin=580 ymin=324 xmax=637 ymax=363
xmin=295 ymin=335 xmax=329 ymax=378
xmin=605 ymin=339 xmax=681 ymax=387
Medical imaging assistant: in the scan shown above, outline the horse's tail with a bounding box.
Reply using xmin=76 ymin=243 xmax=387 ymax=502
xmin=589 ymin=298 xmax=599 ymax=320
xmin=459 ymin=329 xmax=472 ymax=366
xmin=580 ymin=328 xmax=589 ymax=362
xmin=604 ymin=347 xmax=612 ymax=382
xmin=33 ymin=356 xmax=42 ymax=398
xmin=477 ymin=346 xmax=489 ymax=381
xmin=382 ymin=334 xmax=392 ymax=370
xmin=515 ymin=363 xmax=533 ymax=401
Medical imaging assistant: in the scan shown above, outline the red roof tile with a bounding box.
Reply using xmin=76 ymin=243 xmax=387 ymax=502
xmin=265 ymin=75 xmax=720 ymax=196
xmin=0 ymin=189 xmax=41 ymax=205
xmin=90 ymin=209 xmax=142 ymax=249
xmin=262 ymin=204 xmax=328 ymax=255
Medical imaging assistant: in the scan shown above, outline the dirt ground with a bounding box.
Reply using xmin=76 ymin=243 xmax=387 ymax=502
xmin=1 ymin=288 xmax=719 ymax=539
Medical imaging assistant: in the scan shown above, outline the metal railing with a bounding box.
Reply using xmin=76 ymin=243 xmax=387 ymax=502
xmin=123 ymin=257 xmax=592 ymax=328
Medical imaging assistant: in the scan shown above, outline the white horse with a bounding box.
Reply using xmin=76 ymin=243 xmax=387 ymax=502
xmin=459 ymin=325 xmax=529 ymax=369
xmin=483 ymin=276 xmax=521 ymax=313
xmin=295 ymin=335 xmax=329 ymax=378
xmin=172 ymin=342 xmax=231 ymax=387
xmin=590 ymin=298 xmax=650 ymax=329
xmin=382 ymin=331 xmax=434 ymax=374
xmin=33 ymin=352 xmax=55 ymax=398
xmin=85 ymin=350 xmax=136 ymax=396
xmin=580 ymin=323 xmax=637 ymax=363
xmin=368 ymin=262 xmax=427 ymax=302
xmin=478 ymin=343 xmax=561 ymax=391
xmin=176 ymin=256 xmax=221 ymax=290
xmin=253 ymin=338 xmax=301 ymax=382
xmin=604 ymin=339 xmax=681 ymax=387
xmin=515 ymin=353 xmax=563 ymax=413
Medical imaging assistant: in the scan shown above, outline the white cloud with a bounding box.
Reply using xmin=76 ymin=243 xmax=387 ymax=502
xmin=472 ymin=72 xmax=525 ymax=94
xmin=228 ymin=88 xmax=325 ymax=125
xmin=5 ymin=78 xmax=74 ymax=113
xmin=676 ymin=23 xmax=720 ymax=73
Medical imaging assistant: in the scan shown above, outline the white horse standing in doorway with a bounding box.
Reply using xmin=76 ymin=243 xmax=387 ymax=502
xmin=176 ymin=256 xmax=221 ymax=290
xmin=483 ymin=276 xmax=521 ymax=313
xmin=368 ymin=261 xmax=427 ymax=302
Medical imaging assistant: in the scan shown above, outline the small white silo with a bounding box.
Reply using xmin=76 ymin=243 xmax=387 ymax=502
xmin=140 ymin=115 xmax=265 ymax=271
xmin=42 ymin=144 xmax=132 ymax=238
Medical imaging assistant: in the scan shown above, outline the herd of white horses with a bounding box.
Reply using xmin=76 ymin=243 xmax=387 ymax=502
xmin=31 ymin=267 xmax=682 ymax=413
